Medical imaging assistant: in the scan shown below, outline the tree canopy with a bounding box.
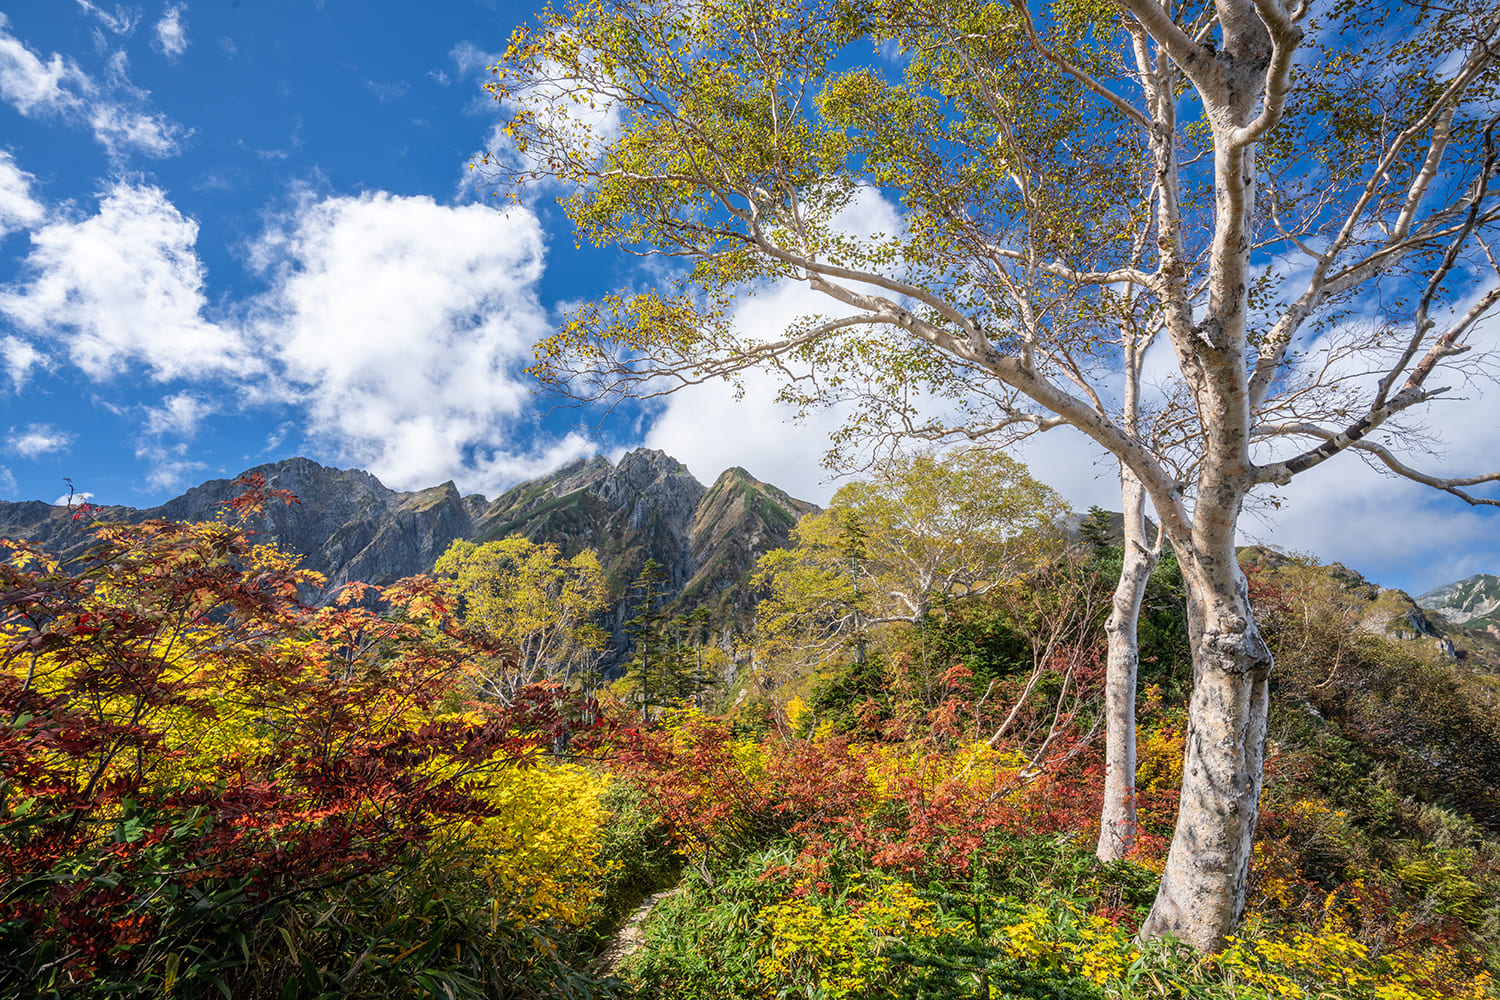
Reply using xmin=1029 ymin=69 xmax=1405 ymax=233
xmin=435 ymin=536 xmax=608 ymax=703
xmin=754 ymin=447 xmax=1069 ymax=663
xmin=487 ymin=0 xmax=1500 ymax=951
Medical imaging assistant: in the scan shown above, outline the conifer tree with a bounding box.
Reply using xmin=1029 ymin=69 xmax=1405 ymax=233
xmin=623 ymin=559 xmax=671 ymax=720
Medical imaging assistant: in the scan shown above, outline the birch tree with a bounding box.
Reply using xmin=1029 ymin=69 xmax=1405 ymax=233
xmin=486 ymin=0 xmax=1500 ymax=950
xmin=756 ymin=448 xmax=1069 ymax=658
xmin=435 ymin=537 xmax=608 ymax=703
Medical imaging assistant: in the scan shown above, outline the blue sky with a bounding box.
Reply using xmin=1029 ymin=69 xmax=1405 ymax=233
xmin=0 ymin=1 xmax=1495 ymax=596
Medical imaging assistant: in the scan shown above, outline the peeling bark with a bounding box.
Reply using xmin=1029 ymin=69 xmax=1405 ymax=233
xmin=1138 ymin=552 xmax=1272 ymax=950
xmin=1096 ymin=471 xmax=1157 ymax=862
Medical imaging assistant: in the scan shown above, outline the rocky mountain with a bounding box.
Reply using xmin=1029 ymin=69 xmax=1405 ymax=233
xmin=0 ymin=450 xmax=819 ymax=653
xmin=1418 ymin=573 xmax=1500 ymax=627
xmin=1237 ymin=547 xmax=1500 ymax=670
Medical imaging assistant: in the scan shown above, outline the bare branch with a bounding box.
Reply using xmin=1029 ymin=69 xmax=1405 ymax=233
xmin=1255 ymin=421 xmax=1500 ymax=506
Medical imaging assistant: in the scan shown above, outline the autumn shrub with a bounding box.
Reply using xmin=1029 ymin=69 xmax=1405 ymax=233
xmin=610 ymin=711 xmax=878 ymax=861
xmin=757 ymin=874 xmax=944 ymax=999
xmin=466 ymin=758 xmax=615 ymax=928
xmin=0 ymin=488 xmax=618 ymax=998
xmin=1219 ymin=926 xmax=1496 ymax=1000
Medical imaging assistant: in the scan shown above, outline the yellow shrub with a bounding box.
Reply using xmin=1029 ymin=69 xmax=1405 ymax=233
xmin=1220 ymin=928 xmax=1496 ymax=1000
xmin=1136 ymin=727 xmax=1184 ymax=795
xmin=862 ymin=741 xmax=1025 ymax=804
xmin=758 ymin=877 xmax=942 ymax=998
xmin=466 ymin=760 xmax=614 ymax=928
xmin=785 ymin=695 xmax=810 ymax=730
xmin=1002 ymin=901 xmax=1139 ymax=987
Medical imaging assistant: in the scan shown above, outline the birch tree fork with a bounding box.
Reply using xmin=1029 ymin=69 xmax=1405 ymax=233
xmin=485 ymin=0 xmax=1500 ymax=950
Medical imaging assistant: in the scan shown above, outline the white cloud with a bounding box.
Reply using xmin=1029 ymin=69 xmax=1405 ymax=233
xmin=0 ymin=182 xmax=253 ymax=381
xmin=11 ymin=423 xmax=75 ymax=459
xmin=0 ymin=15 xmax=183 ymax=158
xmin=0 ymin=465 xmax=14 ymax=496
xmin=152 ymin=3 xmax=187 ymax=60
xmin=77 ymin=2 xmax=142 ymax=36
xmin=449 ymin=41 xmax=498 ymax=79
xmin=643 ymin=283 xmax=853 ymax=504
xmin=642 ymin=188 xmax=925 ymax=503
xmin=143 ymin=391 xmax=211 ymax=437
xmin=52 ymin=489 xmax=93 ymax=506
xmin=248 ymin=191 xmax=594 ymax=495
xmin=0 ymin=151 xmax=45 ymax=238
xmin=88 ymin=101 xmax=182 ymax=157
xmin=1251 ymin=455 xmax=1500 ymax=596
xmin=1236 ymin=280 xmax=1500 ymax=593
xmin=0 ymin=335 xmax=46 ymax=391
xmin=135 ymin=440 xmax=204 ymax=492
xmin=0 ymin=16 xmax=88 ymax=116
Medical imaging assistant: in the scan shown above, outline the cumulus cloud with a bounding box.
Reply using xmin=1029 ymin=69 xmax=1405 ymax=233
xmin=0 ymin=335 xmax=46 ymax=391
xmin=10 ymin=423 xmax=75 ymax=459
xmin=0 ymin=178 xmax=598 ymax=499
xmin=248 ymin=191 xmax=594 ymax=494
xmin=0 ymin=14 xmax=183 ymax=158
xmin=0 ymin=151 xmax=45 ymax=238
xmin=152 ymin=3 xmax=187 ymax=60
xmin=449 ymin=41 xmax=498 ymax=79
xmin=642 ymin=188 xmax=923 ymax=503
xmin=0 ymin=17 xmax=88 ymax=115
xmin=1248 ymin=310 xmax=1500 ymax=593
xmin=143 ymin=391 xmax=211 ymax=437
xmin=0 ymin=182 xmax=253 ymax=381
xmin=642 ymin=282 xmax=854 ymax=504
xmin=135 ymin=440 xmax=204 ymax=492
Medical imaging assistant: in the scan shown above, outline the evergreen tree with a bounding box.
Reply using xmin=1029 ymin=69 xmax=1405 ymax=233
xmin=672 ymin=606 xmax=714 ymax=707
xmin=1078 ymin=506 xmax=1118 ymax=557
xmin=623 ymin=559 xmax=670 ymax=720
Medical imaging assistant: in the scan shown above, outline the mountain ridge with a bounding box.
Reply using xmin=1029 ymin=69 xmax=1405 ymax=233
xmin=0 ymin=451 xmax=820 ymax=660
xmin=1418 ymin=573 xmax=1500 ymax=627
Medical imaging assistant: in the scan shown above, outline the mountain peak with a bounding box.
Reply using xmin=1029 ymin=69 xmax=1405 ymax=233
xmin=0 ymin=451 xmax=819 ymax=666
xmin=1418 ymin=573 xmax=1500 ymax=626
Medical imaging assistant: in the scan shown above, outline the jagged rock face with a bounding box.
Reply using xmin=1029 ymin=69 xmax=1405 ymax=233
xmin=469 ymin=450 xmax=709 ymax=597
xmin=1418 ymin=574 xmax=1500 ymax=627
xmin=0 ymin=450 xmax=818 ymax=654
xmin=683 ymin=468 xmax=818 ymax=619
xmin=0 ymin=457 xmax=474 ymax=591
xmin=464 ymin=450 xmax=813 ymax=645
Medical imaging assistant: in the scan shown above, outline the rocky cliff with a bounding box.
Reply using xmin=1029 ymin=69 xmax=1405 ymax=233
xmin=0 ymin=450 xmax=818 ymax=653
xmin=1238 ymin=547 xmax=1498 ymax=671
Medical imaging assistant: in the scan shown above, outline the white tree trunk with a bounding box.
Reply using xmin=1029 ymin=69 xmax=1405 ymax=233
xmin=1138 ymin=537 xmax=1272 ymax=951
xmin=1096 ymin=468 xmax=1157 ymax=862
